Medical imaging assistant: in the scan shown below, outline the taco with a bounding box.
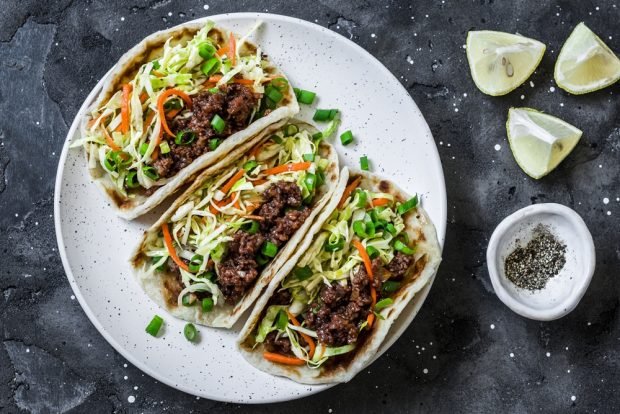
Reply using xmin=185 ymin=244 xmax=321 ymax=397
xmin=131 ymin=121 xmax=339 ymax=328
xmin=71 ymin=20 xmax=299 ymax=219
xmin=237 ymin=168 xmax=441 ymax=383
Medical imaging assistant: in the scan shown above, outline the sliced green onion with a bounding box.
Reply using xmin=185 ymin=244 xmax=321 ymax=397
xmin=256 ymin=254 xmax=270 ymax=266
xmin=283 ymin=124 xmax=299 ymax=136
xmin=145 ymin=315 xmax=163 ymax=337
xmin=201 ymin=57 xmax=220 ymax=76
xmin=243 ymin=220 xmax=259 ymax=235
xmin=208 ymin=87 xmax=220 ymax=94
xmin=394 ymin=239 xmax=415 ymax=255
xmin=125 ymin=171 xmax=139 ymax=189
xmin=212 ymin=243 xmax=226 ymax=261
xmin=104 ymin=151 xmax=118 ymax=171
xmin=276 ymin=310 xmax=288 ymax=330
xmin=292 ymin=266 xmax=313 ymax=280
xmin=385 ymin=223 xmax=397 ymax=235
xmin=175 ymin=130 xmax=196 ymax=146
xmin=182 ymin=294 xmax=195 ymax=307
xmin=304 ymin=173 xmax=316 ymax=192
xmin=303 ymin=153 xmax=315 ymax=162
xmin=152 ymin=256 xmax=165 ymax=271
xmin=139 ymin=142 xmax=149 ymax=156
xmin=340 ymin=130 xmax=354 ymax=146
xmin=183 ymin=323 xmax=198 ymax=342
xmin=211 ymin=114 xmax=225 ymax=133
xmin=315 ymin=169 xmax=325 ymax=187
xmin=271 ymin=134 xmax=283 ymax=144
xmin=355 ymin=189 xmax=367 ymax=207
xmin=313 ymin=109 xmax=338 ymax=122
xmin=271 ymin=77 xmax=289 ymax=91
xmin=200 ymin=271 xmax=216 ymax=282
xmin=312 ymin=132 xmax=323 ymax=141
xmin=324 ymin=237 xmax=345 ymax=252
xmin=265 ymin=85 xmax=283 ymax=103
xmin=208 ymin=138 xmax=221 ymax=151
xmin=366 ymin=245 xmax=379 ymax=259
xmin=397 ymin=195 xmax=419 ymax=215
xmin=198 ymin=42 xmax=216 ymax=59
xmin=360 ymin=156 xmax=370 ymax=171
xmin=188 ymin=254 xmax=204 ymax=273
xmin=294 ymin=88 xmax=316 ymax=105
xmin=264 ymin=97 xmax=277 ymax=110
xmin=243 ymin=160 xmax=258 ymax=171
xmin=159 ymin=141 xmax=170 ymax=154
xmin=142 ymin=166 xmax=159 ymax=181
xmin=374 ymin=298 xmax=394 ymax=311
xmin=202 ymin=297 xmax=214 ymax=312
xmin=382 ymin=281 xmax=401 ymax=294
xmin=152 ymin=60 xmax=161 ymax=70
xmin=261 ymin=241 xmax=278 ymax=258
xmin=353 ymin=220 xmax=375 ymax=238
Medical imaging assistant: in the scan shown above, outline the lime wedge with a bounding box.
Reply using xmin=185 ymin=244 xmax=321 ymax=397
xmin=466 ymin=31 xmax=546 ymax=96
xmin=555 ymin=23 xmax=620 ymax=94
xmin=507 ymin=108 xmax=582 ymax=179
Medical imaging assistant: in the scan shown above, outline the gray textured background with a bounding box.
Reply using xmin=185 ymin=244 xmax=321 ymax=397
xmin=1 ymin=0 xmax=619 ymax=413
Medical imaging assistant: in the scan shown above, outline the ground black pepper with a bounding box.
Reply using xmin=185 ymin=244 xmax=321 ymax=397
xmin=504 ymin=224 xmax=567 ymax=291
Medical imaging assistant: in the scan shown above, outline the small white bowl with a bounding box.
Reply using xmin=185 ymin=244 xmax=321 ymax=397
xmin=487 ymin=203 xmax=595 ymax=321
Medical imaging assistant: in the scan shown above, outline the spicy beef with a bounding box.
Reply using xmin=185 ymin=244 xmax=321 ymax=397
xmin=216 ymin=182 xmax=309 ymax=304
xmin=264 ymin=331 xmax=292 ymax=355
xmin=386 ymin=252 xmax=414 ymax=280
xmin=153 ymin=84 xmax=259 ymax=178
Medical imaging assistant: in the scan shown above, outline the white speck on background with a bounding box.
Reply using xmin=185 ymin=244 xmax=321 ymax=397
xmin=494 ymin=144 xmax=501 ymax=151
xmin=120 ymin=17 xmax=125 ymax=21
xmin=462 ymin=44 xmax=466 ymax=49
xmin=550 ymin=86 xmax=556 ymax=92
xmin=124 ymin=376 xmax=128 ymax=380
xmin=571 ymin=395 xmax=576 ymax=402
xmin=510 ymin=353 xmax=515 ymax=358
xmin=567 ymin=369 xmax=571 ymax=373
xmin=70 ymin=295 xmax=75 ymax=300
xmin=423 ymin=368 xmax=428 ymax=374
xmin=530 ymin=81 xmax=535 ymax=88
xmin=463 ymin=93 xmax=468 ymax=97
xmin=406 ymin=55 xmax=414 ymax=65
xmin=607 ymin=211 xmax=612 ymax=216
xmin=203 ymin=4 xmax=209 ymax=9
xmin=26 ymin=348 xmax=30 ymax=353
xmin=123 ymin=363 xmax=128 ymax=368
xmin=371 ymin=33 xmax=376 ymax=38
xmin=603 ymin=197 xmax=610 ymax=204
xmin=328 ymin=409 xmax=333 ymax=413
xmin=490 ymin=324 xmax=496 ymax=329
xmin=134 ymin=386 xmax=138 ymax=390
xmin=599 ymin=164 xmax=603 ymax=168
xmin=454 ymin=108 xmax=459 ymax=112
xmin=546 ymin=352 xmax=551 ymax=357
xmin=167 ymin=11 xmax=172 ymax=16
xmin=616 ymin=197 xmax=620 ymax=202
xmin=560 ymin=103 xmax=564 ymax=107
xmin=520 ymin=94 xmax=525 ymax=100
xmin=128 ymin=396 xmax=136 ymax=403
xmin=596 ymin=6 xmax=600 ymax=10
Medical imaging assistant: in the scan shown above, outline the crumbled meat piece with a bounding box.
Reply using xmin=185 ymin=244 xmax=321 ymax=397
xmin=268 ymin=208 xmax=311 ymax=246
xmin=264 ymin=331 xmax=292 ymax=355
xmin=231 ymin=232 xmax=265 ymax=256
xmin=386 ymin=252 xmax=414 ymax=280
xmin=320 ymin=283 xmax=351 ymax=307
xmin=269 ymin=289 xmax=292 ymax=306
xmin=150 ymin=84 xmax=258 ymax=179
xmin=256 ymin=181 xmax=303 ymax=225
xmin=217 ymin=256 xmax=259 ymax=305
xmin=350 ymin=266 xmax=373 ymax=308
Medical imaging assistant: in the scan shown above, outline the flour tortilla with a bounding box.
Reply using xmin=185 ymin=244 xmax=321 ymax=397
xmin=237 ymin=168 xmax=442 ymax=383
xmin=82 ymin=20 xmax=299 ymax=220
xmin=130 ymin=121 xmax=339 ymax=328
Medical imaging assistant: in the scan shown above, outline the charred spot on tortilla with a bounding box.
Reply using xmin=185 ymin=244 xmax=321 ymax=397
xmin=378 ymin=179 xmax=391 ymax=193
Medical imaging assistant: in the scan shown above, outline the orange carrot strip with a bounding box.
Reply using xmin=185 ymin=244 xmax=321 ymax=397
xmin=233 ymin=78 xmax=254 ymax=85
xmin=142 ymin=111 xmax=156 ymax=132
xmin=157 ymin=88 xmax=193 ymax=137
xmin=120 ymin=84 xmax=132 ymax=134
xmin=250 ymin=178 xmax=268 ymax=186
xmin=229 ymin=32 xmax=236 ymax=65
xmin=234 ymin=199 xmax=241 ymax=210
xmin=263 ymin=162 xmax=311 ymax=176
xmin=165 ymin=108 xmax=182 ymax=120
xmin=338 ymin=176 xmax=362 ymax=208
xmin=208 ymin=75 xmax=223 ymax=83
xmin=87 ymin=117 xmax=97 ymax=128
xmin=353 ymin=240 xmax=373 ymax=281
xmin=287 ymin=311 xmax=316 ymax=358
xmin=216 ymin=47 xmax=228 ymax=57
xmin=139 ymin=92 xmax=148 ymax=103
xmin=220 ymin=169 xmax=245 ymax=194
xmin=263 ymin=352 xmax=305 ymax=366
xmin=102 ymin=124 xmax=121 ymax=152
xmin=372 ymin=198 xmax=390 ymax=207
xmin=162 ymin=222 xmax=189 ymax=272
xmin=366 ymin=287 xmax=377 ymax=327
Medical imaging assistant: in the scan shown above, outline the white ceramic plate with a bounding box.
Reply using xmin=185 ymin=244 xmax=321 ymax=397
xmin=54 ymin=13 xmax=446 ymax=403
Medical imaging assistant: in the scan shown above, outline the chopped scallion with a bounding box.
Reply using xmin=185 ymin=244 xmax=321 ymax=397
xmin=261 ymin=241 xmax=278 ymax=258
xmin=159 ymin=141 xmax=170 ymax=154
xmin=303 ymin=153 xmax=315 ymax=162
xmin=201 ymin=57 xmax=220 ymax=76
xmin=188 ymin=254 xmax=203 ymax=273
xmin=183 ymin=323 xmax=198 ymax=342
xmin=211 ymin=114 xmax=225 ymax=133
xmin=208 ymin=138 xmax=221 ymax=150
xmin=175 ymin=130 xmax=196 ymax=146
xmin=374 ymin=298 xmax=394 ymax=311
xmin=292 ymin=265 xmax=313 ymax=280
xmin=340 ymin=130 xmax=354 ymax=146
xmin=198 ymin=42 xmax=216 ymax=59
xmin=397 ymin=195 xmax=419 ymax=215
xmin=394 ymin=239 xmax=415 ymax=255
xmin=360 ymin=155 xmax=370 ymax=171
xmin=202 ymin=297 xmax=214 ymax=312
xmin=145 ymin=315 xmax=164 ymax=337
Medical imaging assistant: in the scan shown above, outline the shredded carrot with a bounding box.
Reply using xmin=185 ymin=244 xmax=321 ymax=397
xmin=263 ymin=352 xmax=305 ymax=366
xmin=139 ymin=92 xmax=148 ymax=103
xmin=287 ymin=311 xmax=316 ymax=358
xmin=120 ymin=83 xmax=132 ymax=134
xmin=151 ymin=146 xmax=159 ymax=161
xmin=372 ymin=198 xmax=390 ymax=207
xmin=228 ymin=32 xmax=236 ymax=66
xmin=208 ymin=75 xmax=223 ymax=82
xmin=250 ymin=178 xmax=268 ymax=186
xmin=161 ymin=222 xmax=189 ymax=272
xmin=220 ymin=169 xmax=245 ymax=194
xmin=216 ymin=47 xmax=228 ymax=57
xmin=242 ymin=214 xmax=264 ymax=221
xmin=263 ymin=162 xmax=311 ymax=176
xmin=87 ymin=117 xmax=97 ymax=128
xmin=338 ymin=176 xmax=362 ymax=208
xmin=165 ymin=108 xmax=182 ymax=120
xmin=234 ymin=199 xmax=241 ymax=210
xmin=102 ymin=123 xmax=121 ymax=152
xmin=208 ymin=74 xmax=253 ymax=85
xmin=367 ymin=287 xmax=377 ymax=327
xmin=150 ymin=129 xmax=163 ymax=161
xmin=157 ymin=88 xmax=193 ymax=137
xmin=142 ymin=111 xmax=156 ymax=132
xmin=249 ymin=143 xmax=263 ymax=159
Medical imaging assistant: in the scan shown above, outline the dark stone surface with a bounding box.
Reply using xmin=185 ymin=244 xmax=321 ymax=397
xmin=1 ymin=0 xmax=618 ymax=412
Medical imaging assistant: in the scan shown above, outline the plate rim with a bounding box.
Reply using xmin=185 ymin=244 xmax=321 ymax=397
xmin=54 ymin=12 xmax=447 ymax=404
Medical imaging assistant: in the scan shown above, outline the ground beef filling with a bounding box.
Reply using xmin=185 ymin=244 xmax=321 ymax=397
xmin=152 ymin=84 xmax=259 ymax=178
xmin=216 ymin=182 xmax=310 ymax=304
